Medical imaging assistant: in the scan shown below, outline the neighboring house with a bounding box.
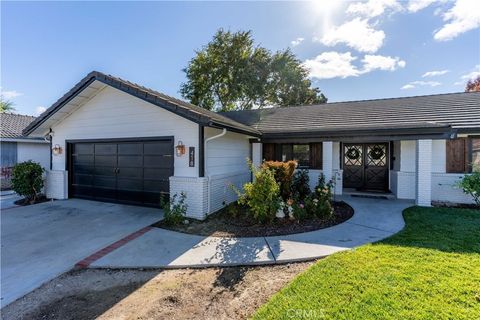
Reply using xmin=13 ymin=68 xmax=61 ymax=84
xmin=23 ymin=71 xmax=480 ymax=218
xmin=1 ymin=113 xmax=50 ymax=190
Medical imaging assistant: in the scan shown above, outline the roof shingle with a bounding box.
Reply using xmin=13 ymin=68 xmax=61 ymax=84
xmin=1 ymin=113 xmax=37 ymax=139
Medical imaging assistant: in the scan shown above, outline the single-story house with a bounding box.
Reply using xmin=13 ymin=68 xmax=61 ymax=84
xmin=1 ymin=113 xmax=50 ymax=190
xmin=23 ymin=71 xmax=480 ymax=219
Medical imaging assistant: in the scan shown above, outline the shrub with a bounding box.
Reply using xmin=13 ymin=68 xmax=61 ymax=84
xmin=262 ymin=160 xmax=297 ymax=200
xmin=291 ymin=200 xmax=309 ymax=221
xmin=237 ymin=161 xmax=281 ymax=223
xmin=161 ymin=192 xmax=188 ymax=226
xmin=292 ymin=169 xmax=311 ymax=200
xmin=310 ymin=173 xmax=334 ymax=218
xmin=457 ymin=170 xmax=480 ymax=206
xmin=11 ymin=161 xmax=45 ymax=203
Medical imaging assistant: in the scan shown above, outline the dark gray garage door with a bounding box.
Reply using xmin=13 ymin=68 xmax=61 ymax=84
xmin=68 ymin=138 xmax=173 ymax=207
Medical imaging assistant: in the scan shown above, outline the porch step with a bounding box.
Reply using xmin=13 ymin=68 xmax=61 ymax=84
xmin=343 ymin=190 xmax=396 ymax=200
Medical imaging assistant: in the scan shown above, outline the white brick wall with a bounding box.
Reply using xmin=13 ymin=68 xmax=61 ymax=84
xmin=209 ymin=171 xmax=251 ymax=213
xmin=415 ymin=139 xmax=433 ymax=206
xmin=46 ymin=170 xmax=68 ymax=199
xmin=169 ymin=176 xmax=208 ymax=220
xmin=391 ymin=171 xmax=416 ymax=199
xmin=432 ymin=173 xmax=475 ymax=204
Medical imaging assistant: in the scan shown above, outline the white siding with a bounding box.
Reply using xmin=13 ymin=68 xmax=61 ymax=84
xmin=205 ymin=127 xmax=250 ymax=176
xmin=204 ymin=127 xmax=252 ymax=215
xmin=17 ymin=142 xmax=50 ymax=171
xmin=50 ymin=86 xmax=199 ymax=177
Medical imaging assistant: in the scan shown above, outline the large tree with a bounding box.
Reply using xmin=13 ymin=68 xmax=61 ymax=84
xmin=0 ymin=96 xmax=15 ymax=113
xmin=465 ymin=75 xmax=480 ymax=92
xmin=181 ymin=29 xmax=326 ymax=111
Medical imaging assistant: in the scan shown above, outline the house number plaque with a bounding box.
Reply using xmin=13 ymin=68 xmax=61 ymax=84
xmin=189 ymin=147 xmax=195 ymax=167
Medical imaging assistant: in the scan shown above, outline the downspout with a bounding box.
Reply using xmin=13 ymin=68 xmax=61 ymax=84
xmin=204 ymin=128 xmax=227 ymax=214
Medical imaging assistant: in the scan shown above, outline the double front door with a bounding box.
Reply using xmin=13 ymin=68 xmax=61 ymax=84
xmin=343 ymin=143 xmax=389 ymax=191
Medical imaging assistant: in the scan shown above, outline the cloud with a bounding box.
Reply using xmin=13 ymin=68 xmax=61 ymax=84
xmin=401 ymin=80 xmax=442 ymax=89
xmin=303 ymin=52 xmax=406 ymax=80
xmin=347 ymin=0 xmax=403 ymax=18
xmin=1 ymin=89 xmax=23 ymax=99
xmin=35 ymin=106 xmax=47 ymax=115
xmin=361 ymin=55 xmax=406 ymax=72
xmin=422 ymin=69 xmax=449 ymax=77
xmin=321 ymin=18 xmax=385 ymax=53
xmin=433 ymin=0 xmax=480 ymax=41
xmin=303 ymin=52 xmax=360 ymax=79
xmin=460 ymin=64 xmax=480 ymax=80
xmin=407 ymin=0 xmax=441 ymax=13
xmin=290 ymin=37 xmax=305 ymax=47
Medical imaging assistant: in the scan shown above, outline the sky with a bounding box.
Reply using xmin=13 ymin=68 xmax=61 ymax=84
xmin=1 ymin=0 xmax=479 ymax=116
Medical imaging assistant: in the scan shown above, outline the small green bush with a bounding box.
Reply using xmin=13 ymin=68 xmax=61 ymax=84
xmin=457 ymin=170 xmax=480 ymax=206
xmin=262 ymin=160 xmax=297 ymax=200
xmin=313 ymin=173 xmax=334 ymax=218
xmin=237 ymin=161 xmax=281 ymax=223
xmin=11 ymin=161 xmax=44 ymax=203
xmin=161 ymin=192 xmax=188 ymax=226
xmin=291 ymin=169 xmax=311 ymax=200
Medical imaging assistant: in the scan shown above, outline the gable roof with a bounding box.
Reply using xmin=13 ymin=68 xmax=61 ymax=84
xmin=1 ymin=113 xmax=44 ymax=141
xmin=221 ymin=92 xmax=480 ymax=138
xmin=23 ymin=71 xmax=261 ymax=137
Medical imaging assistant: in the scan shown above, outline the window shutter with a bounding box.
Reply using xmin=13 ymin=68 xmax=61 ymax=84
xmin=446 ymin=138 xmax=467 ymax=173
xmin=263 ymin=143 xmax=276 ymax=161
xmin=310 ymin=143 xmax=323 ymax=169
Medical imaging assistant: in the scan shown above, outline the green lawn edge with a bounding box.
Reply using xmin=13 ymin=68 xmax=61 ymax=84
xmin=252 ymin=206 xmax=480 ymax=320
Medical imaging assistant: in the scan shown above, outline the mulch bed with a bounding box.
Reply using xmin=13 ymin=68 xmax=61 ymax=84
xmin=14 ymin=195 xmax=50 ymax=206
xmin=153 ymin=201 xmax=354 ymax=237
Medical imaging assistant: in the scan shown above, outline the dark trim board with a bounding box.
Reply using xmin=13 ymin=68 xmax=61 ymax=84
xmin=199 ymin=125 xmax=205 ymax=177
xmin=65 ymin=136 xmax=175 ymax=144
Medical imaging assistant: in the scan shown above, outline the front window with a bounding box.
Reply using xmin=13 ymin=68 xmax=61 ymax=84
xmin=281 ymin=144 xmax=310 ymax=167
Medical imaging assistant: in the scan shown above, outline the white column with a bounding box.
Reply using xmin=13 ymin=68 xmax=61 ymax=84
xmin=415 ymin=139 xmax=432 ymax=206
xmin=322 ymin=141 xmax=333 ymax=182
xmin=252 ymin=142 xmax=262 ymax=168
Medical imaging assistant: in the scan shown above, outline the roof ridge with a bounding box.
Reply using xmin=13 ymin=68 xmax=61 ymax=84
xmin=0 ymin=112 xmax=37 ymax=118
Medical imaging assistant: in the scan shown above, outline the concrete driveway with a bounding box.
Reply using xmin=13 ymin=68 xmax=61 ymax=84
xmin=1 ymin=199 xmax=162 ymax=307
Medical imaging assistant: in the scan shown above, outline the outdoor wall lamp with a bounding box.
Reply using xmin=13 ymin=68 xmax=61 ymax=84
xmin=52 ymin=144 xmax=63 ymax=155
xmin=175 ymin=141 xmax=186 ymax=157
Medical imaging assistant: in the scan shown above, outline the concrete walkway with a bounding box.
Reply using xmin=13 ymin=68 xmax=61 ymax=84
xmin=91 ymin=196 xmax=412 ymax=268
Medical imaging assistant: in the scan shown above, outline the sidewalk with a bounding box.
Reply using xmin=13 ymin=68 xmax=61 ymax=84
xmin=89 ymin=196 xmax=412 ymax=268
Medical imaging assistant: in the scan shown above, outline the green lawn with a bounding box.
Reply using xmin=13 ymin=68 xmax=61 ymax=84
xmin=253 ymin=207 xmax=480 ymax=320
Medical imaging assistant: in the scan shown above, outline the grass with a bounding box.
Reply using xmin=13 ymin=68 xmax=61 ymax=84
xmin=252 ymin=207 xmax=480 ymax=320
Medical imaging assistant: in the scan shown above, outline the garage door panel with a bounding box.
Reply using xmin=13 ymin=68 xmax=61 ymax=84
xmin=118 ymin=143 xmax=143 ymax=155
xmin=74 ymin=143 xmax=94 ymax=155
xmin=95 ymin=144 xmax=117 ymax=155
xmin=144 ymin=168 xmax=171 ymax=180
xmin=117 ymin=167 xmax=143 ymax=179
xmin=94 ymin=155 xmax=116 ymax=167
xmin=73 ymin=155 xmax=94 ymax=165
xmin=94 ymin=166 xmax=116 ymax=177
xmin=118 ymin=155 xmax=143 ymax=167
xmin=144 ymin=179 xmax=169 ymax=192
xmin=70 ymin=138 xmax=173 ymax=207
xmin=117 ymin=178 xmax=143 ymax=191
xmin=94 ymin=176 xmax=116 ymax=188
xmin=73 ymin=164 xmax=94 ymax=174
xmin=73 ymin=173 xmax=93 ymax=186
xmin=144 ymin=155 xmax=173 ymax=168
xmin=144 ymin=142 xmax=172 ymax=155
